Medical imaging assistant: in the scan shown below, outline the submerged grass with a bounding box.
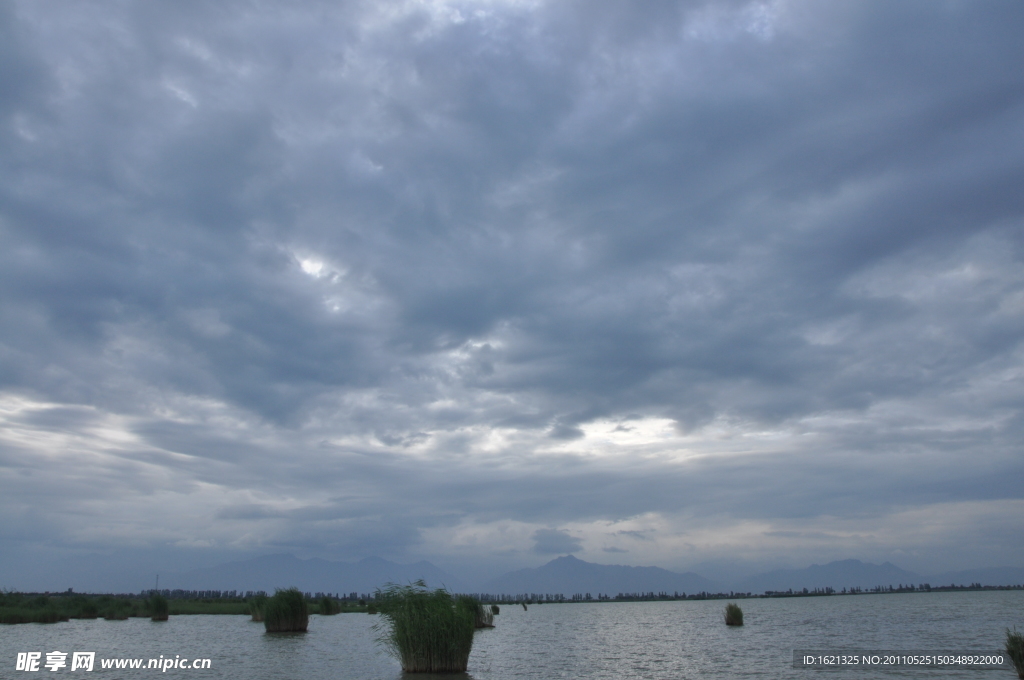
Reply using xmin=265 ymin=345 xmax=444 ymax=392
xmin=263 ymin=588 xmax=308 ymax=633
xmin=724 ymin=602 xmax=743 ymax=626
xmin=373 ymin=581 xmax=477 ymax=673
xmin=1007 ymin=628 xmax=1024 ymax=679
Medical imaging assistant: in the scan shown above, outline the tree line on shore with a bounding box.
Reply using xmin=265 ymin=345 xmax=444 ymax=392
xmin=4 ymin=581 xmax=1022 ymax=625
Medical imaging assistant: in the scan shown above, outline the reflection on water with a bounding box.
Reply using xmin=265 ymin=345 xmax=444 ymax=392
xmin=2 ymin=591 xmax=1020 ymax=679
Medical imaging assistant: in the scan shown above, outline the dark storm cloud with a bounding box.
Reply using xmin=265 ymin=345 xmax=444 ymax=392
xmin=1 ymin=0 xmax=1023 ymax=584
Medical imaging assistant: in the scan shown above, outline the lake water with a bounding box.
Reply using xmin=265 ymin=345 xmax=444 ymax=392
xmin=3 ymin=591 xmax=1020 ymax=679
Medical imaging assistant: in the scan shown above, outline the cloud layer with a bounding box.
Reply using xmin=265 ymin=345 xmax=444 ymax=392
xmin=1 ymin=0 xmax=1023 ymax=588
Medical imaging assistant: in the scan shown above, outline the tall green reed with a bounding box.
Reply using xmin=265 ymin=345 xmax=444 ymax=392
xmin=263 ymin=588 xmax=308 ymax=633
xmin=147 ymin=593 xmax=169 ymax=621
xmin=1007 ymin=627 xmax=1024 ymax=679
xmin=319 ymin=595 xmax=339 ymax=615
xmin=724 ymin=602 xmax=743 ymax=626
xmin=102 ymin=598 xmax=133 ymax=621
xmin=373 ymin=581 xmax=477 ymax=673
xmin=249 ymin=594 xmax=267 ymax=622
xmin=473 ymin=603 xmax=494 ymax=628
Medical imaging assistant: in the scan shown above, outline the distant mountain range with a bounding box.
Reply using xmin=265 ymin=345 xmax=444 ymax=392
xmin=158 ymin=554 xmax=1024 ymax=596
xmin=926 ymin=567 xmax=1024 ymax=588
xmin=483 ymin=555 xmax=716 ymax=596
xmin=163 ymin=554 xmax=464 ymax=594
xmin=736 ymin=561 xmax=1024 ymax=593
xmin=737 ymin=559 xmax=919 ymax=593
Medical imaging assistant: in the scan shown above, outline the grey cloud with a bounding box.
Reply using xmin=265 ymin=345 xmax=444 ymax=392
xmin=215 ymin=504 xmax=282 ymax=521
xmin=532 ymin=529 xmax=583 ymax=555
xmin=0 ymin=0 xmax=1022 ymax=584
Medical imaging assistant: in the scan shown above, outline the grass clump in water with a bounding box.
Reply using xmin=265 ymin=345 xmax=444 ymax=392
xmin=0 ymin=594 xmax=68 ymax=624
xmin=102 ymin=597 xmax=133 ymax=621
xmin=373 ymin=581 xmax=477 ymax=673
xmin=724 ymin=602 xmax=743 ymax=626
xmin=1007 ymin=628 xmax=1024 ymax=679
xmin=490 ymin=604 xmax=499 ymax=616
xmin=69 ymin=596 xmax=99 ymax=619
xmin=249 ymin=593 xmax=267 ymax=622
xmin=147 ymin=593 xmax=169 ymax=621
xmin=147 ymin=594 xmax=168 ymax=621
xmin=263 ymin=588 xmax=308 ymax=633
xmin=319 ymin=595 xmax=339 ymax=615
xmin=473 ymin=602 xmax=494 ymax=628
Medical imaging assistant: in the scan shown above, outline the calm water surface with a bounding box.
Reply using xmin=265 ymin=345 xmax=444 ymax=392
xmin=3 ymin=591 xmax=1020 ymax=679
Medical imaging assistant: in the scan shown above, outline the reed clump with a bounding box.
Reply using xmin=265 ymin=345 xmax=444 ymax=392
xmin=319 ymin=595 xmax=339 ymax=615
xmin=724 ymin=602 xmax=743 ymax=626
xmin=373 ymin=581 xmax=477 ymax=673
xmin=263 ymin=588 xmax=308 ymax=633
xmin=0 ymin=594 xmax=68 ymax=624
xmin=147 ymin=594 xmax=169 ymax=621
xmin=473 ymin=602 xmax=494 ymax=628
xmin=490 ymin=604 xmax=499 ymax=616
xmin=73 ymin=597 xmax=99 ymax=619
xmin=102 ymin=598 xmax=133 ymax=621
xmin=249 ymin=593 xmax=267 ymax=622
xmin=1007 ymin=627 xmax=1024 ymax=679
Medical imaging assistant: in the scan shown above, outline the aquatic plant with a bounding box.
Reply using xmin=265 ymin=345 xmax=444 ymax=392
xmin=490 ymin=604 xmax=499 ymax=615
xmin=0 ymin=596 xmax=66 ymax=625
xmin=148 ymin=594 xmax=169 ymax=621
xmin=249 ymin=594 xmax=267 ymax=622
xmin=103 ymin=598 xmax=133 ymax=621
xmin=1007 ymin=627 xmax=1024 ymax=679
xmin=263 ymin=588 xmax=308 ymax=633
xmin=0 ymin=608 xmax=66 ymax=624
xmin=724 ymin=602 xmax=743 ymax=626
xmin=319 ymin=595 xmax=339 ymax=615
xmin=473 ymin=602 xmax=494 ymax=628
xmin=62 ymin=596 xmax=100 ymax=620
xmin=0 ymin=594 xmax=71 ymax=624
xmin=373 ymin=581 xmax=477 ymax=673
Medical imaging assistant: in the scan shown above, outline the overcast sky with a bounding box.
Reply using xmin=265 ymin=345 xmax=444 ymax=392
xmin=2 ymin=0 xmax=1023 ymax=590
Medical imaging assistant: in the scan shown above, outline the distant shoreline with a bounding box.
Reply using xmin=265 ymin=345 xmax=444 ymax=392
xmin=4 ymin=582 xmax=1023 ymax=625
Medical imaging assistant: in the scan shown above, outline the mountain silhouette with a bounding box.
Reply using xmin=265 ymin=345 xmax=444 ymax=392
xmin=163 ymin=554 xmax=462 ymax=593
xmin=483 ymin=555 xmax=720 ymax=596
xmin=738 ymin=559 xmax=920 ymax=592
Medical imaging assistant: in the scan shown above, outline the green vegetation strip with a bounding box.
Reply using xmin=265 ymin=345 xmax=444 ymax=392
xmin=1 ymin=591 xmax=371 ymax=624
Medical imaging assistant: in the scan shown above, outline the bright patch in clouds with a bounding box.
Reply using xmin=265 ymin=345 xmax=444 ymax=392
xmin=299 ymin=258 xmax=326 ymax=278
